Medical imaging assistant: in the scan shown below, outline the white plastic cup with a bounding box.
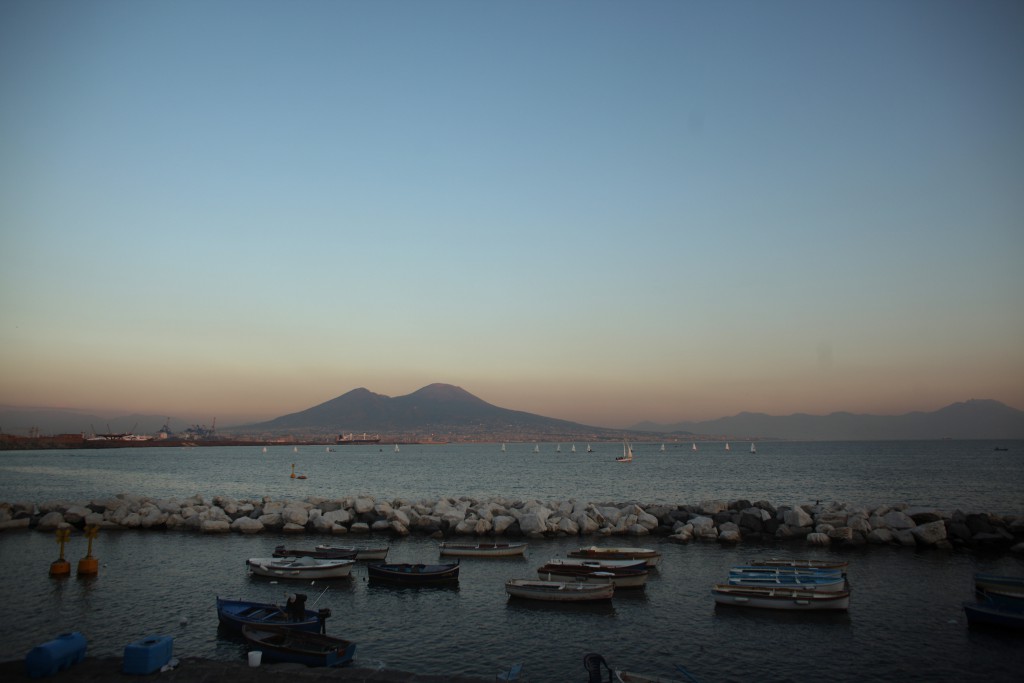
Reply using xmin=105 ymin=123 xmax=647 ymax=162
xmin=248 ymin=651 xmax=262 ymax=667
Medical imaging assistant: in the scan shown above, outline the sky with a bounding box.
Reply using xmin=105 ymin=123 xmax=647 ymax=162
xmin=1 ymin=0 xmax=1022 ymax=429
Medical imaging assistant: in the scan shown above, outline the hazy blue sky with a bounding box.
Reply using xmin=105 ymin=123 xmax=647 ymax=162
xmin=1 ymin=0 xmax=1022 ymax=428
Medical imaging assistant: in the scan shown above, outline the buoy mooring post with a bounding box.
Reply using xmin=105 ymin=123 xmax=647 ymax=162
xmin=49 ymin=528 xmax=71 ymax=577
xmin=291 ymin=463 xmax=296 ymax=479
xmin=77 ymin=525 xmax=99 ymax=576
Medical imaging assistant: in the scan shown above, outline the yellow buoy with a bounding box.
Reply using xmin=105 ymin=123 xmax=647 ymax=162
xmin=291 ymin=463 xmax=296 ymax=479
xmin=77 ymin=525 xmax=99 ymax=576
xmin=50 ymin=528 xmax=71 ymax=577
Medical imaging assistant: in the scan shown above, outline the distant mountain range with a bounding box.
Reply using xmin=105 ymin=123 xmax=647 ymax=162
xmin=4 ymin=389 xmax=1022 ymax=441
xmin=631 ymin=399 xmax=1024 ymax=440
xmin=230 ymin=383 xmax=621 ymax=440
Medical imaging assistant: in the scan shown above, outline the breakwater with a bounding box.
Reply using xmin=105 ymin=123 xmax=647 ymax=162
xmin=2 ymin=494 xmax=1022 ymax=553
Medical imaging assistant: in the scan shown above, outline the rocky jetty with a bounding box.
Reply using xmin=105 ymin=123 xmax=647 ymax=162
xmin=1 ymin=495 xmax=1022 ymax=553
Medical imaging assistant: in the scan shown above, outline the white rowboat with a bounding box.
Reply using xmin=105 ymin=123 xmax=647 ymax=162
xmin=439 ymin=542 xmax=527 ymax=558
xmin=568 ymin=546 xmax=662 ymax=567
xmin=246 ymin=556 xmax=355 ymax=580
xmin=505 ymin=579 xmax=614 ymax=602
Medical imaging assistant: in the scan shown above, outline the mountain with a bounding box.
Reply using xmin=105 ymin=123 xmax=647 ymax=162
xmin=230 ymin=383 xmax=620 ymax=440
xmin=632 ymin=399 xmax=1024 ymax=440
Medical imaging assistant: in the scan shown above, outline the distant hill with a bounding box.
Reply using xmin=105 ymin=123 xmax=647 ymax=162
xmin=632 ymin=399 xmax=1024 ymax=440
xmin=229 ymin=383 xmax=621 ymax=440
xmin=0 ymin=407 xmax=213 ymax=438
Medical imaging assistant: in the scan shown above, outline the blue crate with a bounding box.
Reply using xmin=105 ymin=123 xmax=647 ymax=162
xmin=25 ymin=632 xmax=87 ymax=679
xmin=122 ymin=635 xmax=173 ymax=675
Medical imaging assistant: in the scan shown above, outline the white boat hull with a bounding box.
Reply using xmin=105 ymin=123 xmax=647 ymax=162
xmin=546 ymin=558 xmax=648 ymax=569
xmin=712 ymin=584 xmax=850 ymax=610
xmin=568 ymin=547 xmax=662 ymax=567
xmin=538 ymin=569 xmax=648 ymax=589
xmin=246 ymin=557 xmax=354 ymax=580
xmin=505 ymin=579 xmax=613 ymax=602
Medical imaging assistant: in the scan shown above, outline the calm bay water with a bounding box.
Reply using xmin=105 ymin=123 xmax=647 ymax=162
xmin=1 ymin=441 xmax=1022 ymax=681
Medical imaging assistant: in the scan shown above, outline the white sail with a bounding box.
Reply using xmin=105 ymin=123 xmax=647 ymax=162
xmin=616 ymin=440 xmax=633 ymax=462
xmin=725 ymin=443 xmax=730 ymax=451
xmin=692 ymin=442 xmax=697 ymax=451
xmin=501 ymin=443 xmax=506 ymax=452
xmin=394 ymin=444 xmax=400 ymax=453
xmin=750 ymin=442 xmax=757 ymax=453
xmin=571 ymin=444 xmax=576 ymax=452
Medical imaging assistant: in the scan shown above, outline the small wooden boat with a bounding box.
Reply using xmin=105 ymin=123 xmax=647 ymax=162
xmin=726 ymin=573 xmax=846 ymax=592
xmin=367 ymin=562 xmax=460 ymax=585
xmin=711 ymin=584 xmax=850 ymax=610
xmin=729 ymin=565 xmax=846 ymax=578
xmin=974 ymin=573 xmax=1024 ymax=593
xmin=247 ymin=556 xmax=355 ymax=580
xmin=315 ymin=543 xmax=390 ymax=561
xmin=216 ymin=596 xmax=330 ymax=634
xmin=568 ymin=546 xmax=662 ymax=567
xmin=537 ymin=563 xmax=648 ymax=589
xmin=439 ymin=541 xmax=527 ymax=558
xmin=750 ymin=557 xmax=849 ymax=570
xmin=505 ymin=578 xmax=614 ymax=602
xmin=544 ymin=558 xmax=648 ymax=570
xmin=242 ymin=624 xmax=356 ymax=667
xmin=273 ymin=544 xmax=357 ymax=560
xmin=964 ymin=599 xmax=1024 ymax=630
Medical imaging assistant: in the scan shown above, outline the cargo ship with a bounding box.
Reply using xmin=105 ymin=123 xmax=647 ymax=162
xmin=336 ymin=432 xmax=382 ymax=445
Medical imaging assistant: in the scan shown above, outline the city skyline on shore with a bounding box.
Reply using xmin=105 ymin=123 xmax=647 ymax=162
xmin=2 ymin=1 xmax=1022 ymax=427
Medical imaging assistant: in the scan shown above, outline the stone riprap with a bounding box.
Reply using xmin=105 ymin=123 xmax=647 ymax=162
xmin=1 ymin=495 xmax=1022 ymax=553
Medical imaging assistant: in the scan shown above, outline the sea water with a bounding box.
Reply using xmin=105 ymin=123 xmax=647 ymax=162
xmin=0 ymin=441 xmax=1022 ymax=681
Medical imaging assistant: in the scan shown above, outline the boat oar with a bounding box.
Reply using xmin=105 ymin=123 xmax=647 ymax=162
xmin=311 ymin=585 xmax=330 ymax=606
xmin=675 ymin=664 xmax=702 ymax=683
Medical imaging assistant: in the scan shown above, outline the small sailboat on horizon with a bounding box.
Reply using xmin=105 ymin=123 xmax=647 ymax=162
xmin=692 ymin=442 xmax=698 ymax=452
xmin=750 ymin=442 xmax=757 ymax=454
xmin=586 ymin=443 xmax=593 ymax=452
xmin=660 ymin=444 xmax=665 ymax=452
xmin=616 ymin=441 xmax=634 ymax=463
xmin=725 ymin=442 xmax=730 ymax=451
xmin=394 ymin=443 xmax=400 ymax=453
xmin=533 ymin=444 xmax=540 ymax=453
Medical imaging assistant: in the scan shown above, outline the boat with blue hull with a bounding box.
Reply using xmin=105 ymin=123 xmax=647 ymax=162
xmin=726 ymin=573 xmax=847 ymax=592
xmin=974 ymin=573 xmax=1024 ymax=593
xmin=216 ymin=596 xmax=330 ymax=634
xmin=963 ymin=599 xmax=1024 ymax=630
xmin=242 ymin=624 xmax=356 ymax=667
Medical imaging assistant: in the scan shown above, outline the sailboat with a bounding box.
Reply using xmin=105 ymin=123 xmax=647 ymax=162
xmin=556 ymin=444 xmax=561 ymax=453
xmin=660 ymin=444 xmax=665 ymax=452
xmin=750 ymin=442 xmax=757 ymax=454
xmin=725 ymin=443 xmax=730 ymax=451
xmin=571 ymin=444 xmax=576 ymax=453
xmin=533 ymin=445 xmax=540 ymax=453
xmin=616 ymin=441 xmax=634 ymax=463
xmin=501 ymin=443 xmax=506 ymax=452
xmin=394 ymin=444 xmax=400 ymax=453
xmin=586 ymin=444 xmax=593 ymax=453
xmin=262 ymin=446 xmax=267 ymax=453
xmin=293 ymin=446 xmax=298 ymax=453
xmin=692 ymin=442 xmax=698 ymax=452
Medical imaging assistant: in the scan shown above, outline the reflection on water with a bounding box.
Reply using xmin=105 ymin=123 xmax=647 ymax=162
xmin=2 ymin=531 xmax=1023 ymax=681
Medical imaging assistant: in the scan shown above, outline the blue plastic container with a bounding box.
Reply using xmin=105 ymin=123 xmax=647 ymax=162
xmin=25 ymin=632 xmax=87 ymax=679
xmin=123 ymin=635 xmax=173 ymax=675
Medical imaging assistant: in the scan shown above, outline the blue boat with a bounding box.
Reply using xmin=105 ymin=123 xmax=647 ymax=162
xmin=964 ymin=599 xmax=1024 ymax=630
xmin=216 ymin=596 xmax=330 ymax=634
xmin=242 ymin=624 xmax=356 ymax=667
xmin=726 ymin=573 xmax=847 ymax=592
xmin=729 ymin=565 xmax=846 ymax=578
xmin=974 ymin=573 xmax=1024 ymax=593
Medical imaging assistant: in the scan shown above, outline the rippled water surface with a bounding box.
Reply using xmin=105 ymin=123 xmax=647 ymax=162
xmin=1 ymin=441 xmax=1022 ymax=681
